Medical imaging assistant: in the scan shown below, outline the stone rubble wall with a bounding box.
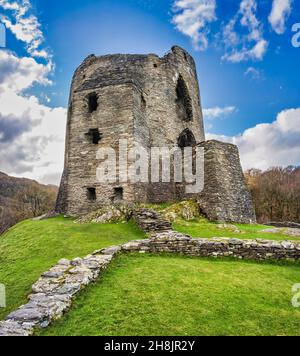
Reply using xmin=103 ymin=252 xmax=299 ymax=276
xmin=1 ymin=230 xmax=300 ymax=336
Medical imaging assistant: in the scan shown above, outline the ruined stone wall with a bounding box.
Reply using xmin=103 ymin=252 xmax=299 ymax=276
xmin=197 ymin=140 xmax=256 ymax=224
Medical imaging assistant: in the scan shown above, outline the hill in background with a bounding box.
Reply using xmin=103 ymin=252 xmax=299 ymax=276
xmin=0 ymin=172 xmax=58 ymax=234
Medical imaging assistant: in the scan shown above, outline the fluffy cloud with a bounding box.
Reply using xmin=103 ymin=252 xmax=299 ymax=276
xmin=171 ymin=0 xmax=293 ymax=60
xmin=203 ymin=106 xmax=236 ymax=119
xmin=0 ymin=112 xmax=31 ymax=142
xmin=0 ymin=1 xmax=66 ymax=185
xmin=172 ymin=0 xmax=217 ymax=50
xmin=207 ymin=108 xmax=300 ymax=170
xmin=0 ymin=53 xmax=66 ymax=184
xmin=222 ymin=0 xmax=268 ymax=62
xmin=0 ymin=51 xmax=51 ymax=92
xmin=0 ymin=99 xmax=66 ymax=184
xmin=0 ymin=0 xmax=51 ymax=59
xmin=268 ymin=0 xmax=293 ymax=35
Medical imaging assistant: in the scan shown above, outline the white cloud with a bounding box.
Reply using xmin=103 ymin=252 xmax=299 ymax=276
xmin=0 ymin=0 xmax=51 ymax=60
xmin=0 ymin=52 xmax=66 ymax=185
xmin=203 ymin=106 xmax=236 ymax=119
xmin=172 ymin=0 xmax=217 ymax=51
xmin=207 ymin=108 xmax=300 ymax=170
xmin=268 ymin=0 xmax=293 ymax=35
xmin=0 ymin=97 xmax=66 ymax=185
xmin=222 ymin=0 xmax=268 ymax=63
xmin=0 ymin=1 xmax=66 ymax=185
xmin=0 ymin=51 xmax=51 ymax=92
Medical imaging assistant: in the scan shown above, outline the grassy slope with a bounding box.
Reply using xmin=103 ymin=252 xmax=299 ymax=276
xmin=39 ymin=254 xmax=300 ymax=336
xmin=0 ymin=216 xmax=145 ymax=320
xmin=173 ymin=217 xmax=300 ymax=241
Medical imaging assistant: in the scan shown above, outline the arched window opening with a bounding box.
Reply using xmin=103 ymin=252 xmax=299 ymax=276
xmin=86 ymin=129 xmax=102 ymax=144
xmin=176 ymin=75 xmax=193 ymax=122
xmin=177 ymin=129 xmax=196 ymax=149
xmin=88 ymin=93 xmax=98 ymax=113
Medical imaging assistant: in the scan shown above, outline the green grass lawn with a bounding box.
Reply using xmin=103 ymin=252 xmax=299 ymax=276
xmin=173 ymin=217 xmax=300 ymax=241
xmin=0 ymin=216 xmax=145 ymax=320
xmin=38 ymin=254 xmax=300 ymax=336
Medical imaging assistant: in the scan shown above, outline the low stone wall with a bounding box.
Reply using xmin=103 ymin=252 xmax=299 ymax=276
xmin=122 ymin=232 xmax=300 ymax=261
xmin=1 ymin=232 xmax=300 ymax=336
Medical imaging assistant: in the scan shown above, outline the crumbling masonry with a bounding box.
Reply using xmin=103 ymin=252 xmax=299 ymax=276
xmin=56 ymin=46 xmax=256 ymax=223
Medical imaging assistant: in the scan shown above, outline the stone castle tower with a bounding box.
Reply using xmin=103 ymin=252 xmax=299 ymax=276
xmin=56 ymin=46 xmax=256 ymax=223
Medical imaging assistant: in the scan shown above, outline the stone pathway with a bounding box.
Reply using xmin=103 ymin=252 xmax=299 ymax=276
xmin=0 ymin=247 xmax=120 ymax=336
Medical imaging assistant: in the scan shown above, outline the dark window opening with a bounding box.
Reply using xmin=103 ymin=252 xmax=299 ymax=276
xmin=86 ymin=128 xmax=102 ymax=144
xmin=153 ymin=63 xmax=158 ymax=68
xmin=178 ymin=129 xmax=196 ymax=149
xmin=87 ymin=187 xmax=96 ymax=201
xmin=113 ymin=187 xmax=124 ymax=202
xmin=176 ymin=75 xmax=193 ymax=122
xmin=88 ymin=93 xmax=98 ymax=113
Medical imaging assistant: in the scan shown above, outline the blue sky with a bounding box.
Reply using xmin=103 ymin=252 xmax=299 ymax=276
xmin=0 ymin=0 xmax=300 ymax=184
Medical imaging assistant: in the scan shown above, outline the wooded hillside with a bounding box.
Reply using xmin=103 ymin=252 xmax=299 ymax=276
xmin=0 ymin=172 xmax=57 ymax=234
xmin=245 ymin=167 xmax=300 ymax=224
